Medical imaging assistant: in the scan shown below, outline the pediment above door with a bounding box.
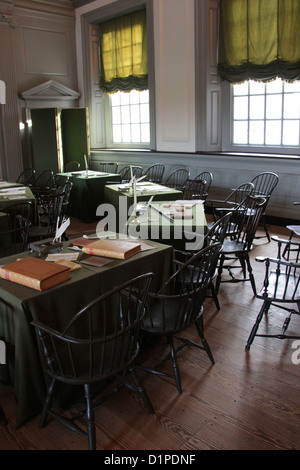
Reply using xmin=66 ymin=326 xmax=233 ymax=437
xmin=19 ymin=80 xmax=80 ymax=108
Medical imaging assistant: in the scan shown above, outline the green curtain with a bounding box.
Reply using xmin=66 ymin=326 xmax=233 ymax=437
xmin=218 ymin=0 xmax=300 ymax=83
xmin=99 ymin=9 xmax=148 ymax=93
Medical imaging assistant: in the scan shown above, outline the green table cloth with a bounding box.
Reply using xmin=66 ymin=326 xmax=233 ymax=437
xmin=0 ymin=186 xmax=35 ymax=211
xmin=0 ymin=186 xmax=38 ymax=228
xmin=104 ymin=182 xmax=183 ymax=233
xmin=126 ymin=200 xmax=208 ymax=251
xmin=0 ymin=237 xmax=173 ymax=428
xmin=58 ymin=170 xmax=121 ymax=222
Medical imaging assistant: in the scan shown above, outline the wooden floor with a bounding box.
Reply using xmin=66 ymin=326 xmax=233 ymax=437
xmin=1 ymin=217 xmax=300 ymax=450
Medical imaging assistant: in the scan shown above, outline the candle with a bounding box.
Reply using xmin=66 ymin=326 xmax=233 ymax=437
xmin=133 ymin=177 xmax=137 ymax=215
xmin=84 ymin=154 xmax=88 ymax=171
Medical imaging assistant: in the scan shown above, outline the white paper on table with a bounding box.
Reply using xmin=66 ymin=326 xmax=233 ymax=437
xmin=0 ymin=188 xmax=27 ymax=194
xmin=46 ymin=253 xmax=79 ymax=261
xmin=175 ymin=199 xmax=205 ymax=204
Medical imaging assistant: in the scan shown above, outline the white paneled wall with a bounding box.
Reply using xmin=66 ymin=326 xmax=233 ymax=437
xmin=153 ymin=0 xmax=196 ymax=152
xmin=0 ymin=21 xmax=23 ymax=180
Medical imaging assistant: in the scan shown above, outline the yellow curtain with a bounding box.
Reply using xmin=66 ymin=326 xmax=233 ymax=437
xmin=218 ymin=0 xmax=300 ymax=83
xmin=100 ymin=9 xmax=148 ymax=93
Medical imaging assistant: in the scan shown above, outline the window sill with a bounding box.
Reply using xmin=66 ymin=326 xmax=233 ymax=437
xmin=203 ymin=151 xmax=300 ymax=160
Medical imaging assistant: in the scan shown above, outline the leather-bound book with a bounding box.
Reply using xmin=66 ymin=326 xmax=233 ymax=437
xmin=82 ymin=239 xmax=141 ymax=259
xmin=0 ymin=257 xmax=71 ymax=291
xmin=69 ymin=238 xmax=94 ymax=248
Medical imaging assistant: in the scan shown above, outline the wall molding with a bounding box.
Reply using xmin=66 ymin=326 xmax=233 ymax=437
xmin=19 ymin=79 xmax=80 ymax=108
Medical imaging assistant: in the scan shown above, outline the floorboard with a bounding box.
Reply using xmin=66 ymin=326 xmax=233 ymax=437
xmin=0 ymin=217 xmax=300 ymax=450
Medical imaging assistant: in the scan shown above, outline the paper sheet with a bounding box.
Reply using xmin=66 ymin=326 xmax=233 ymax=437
xmin=45 ymin=253 xmax=79 ymax=261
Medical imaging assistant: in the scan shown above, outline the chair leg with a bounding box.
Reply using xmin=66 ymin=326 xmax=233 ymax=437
xmin=0 ymin=406 xmax=7 ymax=426
xmin=216 ymin=254 xmax=225 ymax=293
xmin=255 ymin=213 xmax=271 ymax=242
xmin=129 ymin=367 xmax=155 ymax=415
xmin=264 ymin=222 xmax=271 ymax=243
xmin=195 ymin=317 xmax=215 ymax=365
xmin=209 ymin=279 xmax=220 ymax=310
xmin=84 ymin=384 xmax=96 ymax=451
xmin=246 ymin=301 xmax=270 ymax=349
xmin=239 ymin=256 xmax=247 ymax=279
xmin=40 ymin=377 xmax=56 ymax=428
xmin=282 ymin=232 xmax=293 ymax=260
xmin=168 ymin=336 xmax=182 ymax=394
xmin=245 ymin=254 xmax=256 ymax=295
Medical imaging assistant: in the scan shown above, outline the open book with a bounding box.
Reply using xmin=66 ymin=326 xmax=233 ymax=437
xmin=0 ymin=257 xmax=71 ymax=291
xmin=82 ymin=239 xmax=142 ymax=259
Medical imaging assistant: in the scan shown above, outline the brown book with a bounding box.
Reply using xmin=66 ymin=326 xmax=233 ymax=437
xmin=69 ymin=238 xmax=94 ymax=248
xmin=80 ymin=256 xmax=114 ymax=267
xmin=172 ymin=211 xmax=193 ymax=219
xmin=54 ymin=259 xmax=82 ymax=271
xmin=0 ymin=257 xmax=71 ymax=291
xmin=82 ymin=239 xmax=142 ymax=259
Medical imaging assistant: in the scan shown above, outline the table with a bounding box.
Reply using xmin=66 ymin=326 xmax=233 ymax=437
xmin=0 ymin=181 xmax=23 ymax=190
xmin=0 ymin=186 xmax=36 ymax=211
xmin=0 ymin=186 xmax=38 ymax=231
xmin=126 ymin=200 xmax=207 ymax=251
xmin=0 ymin=237 xmax=173 ymax=428
xmin=104 ymin=182 xmax=183 ymax=233
xmin=58 ymin=170 xmax=121 ymax=222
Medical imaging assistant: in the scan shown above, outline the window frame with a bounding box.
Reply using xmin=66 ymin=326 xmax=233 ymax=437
xmin=103 ymin=89 xmax=151 ymax=149
xmin=221 ymin=80 xmax=300 ymax=156
xmin=81 ymin=0 xmax=156 ymax=151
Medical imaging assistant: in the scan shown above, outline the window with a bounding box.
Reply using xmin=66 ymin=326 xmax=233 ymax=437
xmin=99 ymin=8 xmax=150 ymax=149
xmin=107 ymin=89 xmax=150 ymax=147
xmin=231 ymin=78 xmax=300 ymax=152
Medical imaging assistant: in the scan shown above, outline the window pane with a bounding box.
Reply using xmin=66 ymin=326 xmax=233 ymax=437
xmin=266 ymin=94 xmax=282 ymax=119
xmin=284 ymin=81 xmax=300 ymax=93
xmin=249 ymin=81 xmax=265 ymax=95
xmin=250 ymin=95 xmax=264 ymax=119
xmin=233 ymin=121 xmax=248 ymax=144
xmin=266 ymin=79 xmax=283 ymax=94
xmin=109 ymin=89 xmax=150 ymax=145
xmin=284 ymin=93 xmax=300 ymax=119
xmin=112 ymin=107 xmax=121 ymax=124
xmin=112 ymin=125 xmax=122 ymax=142
xmin=140 ymin=104 xmax=149 ymax=122
xmin=111 ymin=92 xmax=121 ymax=106
xmin=120 ymin=93 xmax=130 ymax=105
xmin=265 ymin=121 xmax=281 ymax=145
xmin=231 ymin=79 xmax=300 ymax=151
xmin=141 ymin=123 xmax=150 ymax=142
xmin=130 ymin=104 xmax=140 ymax=123
xmin=121 ymin=124 xmax=131 ymax=142
xmin=234 ymin=96 xmax=248 ymax=119
xmin=121 ymin=105 xmax=130 ymax=124
xmin=131 ymin=124 xmax=141 ymax=142
xmin=129 ymin=90 xmax=140 ymax=104
xmin=283 ymin=120 xmax=299 ymax=145
xmin=249 ymin=121 xmax=264 ymax=145
xmin=140 ymin=90 xmax=149 ymax=103
xmin=232 ymin=81 xmax=248 ymax=96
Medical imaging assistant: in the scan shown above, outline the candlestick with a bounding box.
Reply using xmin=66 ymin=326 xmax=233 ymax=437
xmin=84 ymin=154 xmax=88 ymax=178
xmin=133 ymin=177 xmax=137 ymax=215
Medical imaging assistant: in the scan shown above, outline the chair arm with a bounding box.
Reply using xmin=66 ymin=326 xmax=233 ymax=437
xmin=271 ymin=235 xmax=300 ymax=246
xmin=255 ymin=255 xmax=280 ymax=263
